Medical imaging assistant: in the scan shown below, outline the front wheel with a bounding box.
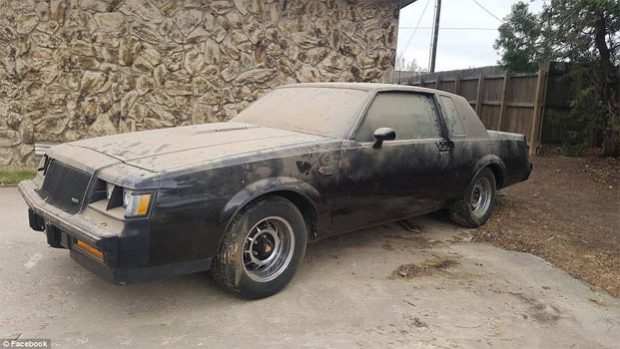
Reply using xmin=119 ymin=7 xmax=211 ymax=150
xmin=449 ymin=168 xmax=497 ymax=228
xmin=211 ymin=196 xmax=307 ymax=299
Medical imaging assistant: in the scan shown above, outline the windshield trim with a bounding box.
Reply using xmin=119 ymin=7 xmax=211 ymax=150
xmin=346 ymin=90 xmax=378 ymax=140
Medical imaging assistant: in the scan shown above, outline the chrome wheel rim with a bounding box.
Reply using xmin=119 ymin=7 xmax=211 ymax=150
xmin=470 ymin=177 xmax=492 ymax=218
xmin=243 ymin=216 xmax=295 ymax=283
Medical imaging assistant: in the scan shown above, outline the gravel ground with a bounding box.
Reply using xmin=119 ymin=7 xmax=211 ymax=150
xmin=474 ymin=155 xmax=620 ymax=297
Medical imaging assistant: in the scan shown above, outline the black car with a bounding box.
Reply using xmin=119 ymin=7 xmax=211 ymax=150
xmin=19 ymin=83 xmax=532 ymax=298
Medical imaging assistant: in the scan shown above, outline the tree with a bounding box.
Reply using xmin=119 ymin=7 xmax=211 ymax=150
xmin=395 ymin=57 xmax=427 ymax=73
xmin=495 ymin=2 xmax=550 ymax=72
xmin=495 ymin=0 xmax=620 ymax=156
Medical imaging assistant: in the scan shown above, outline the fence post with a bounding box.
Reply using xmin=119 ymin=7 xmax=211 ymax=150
xmin=454 ymin=75 xmax=460 ymax=95
xmin=435 ymin=77 xmax=440 ymax=90
xmin=475 ymin=73 xmax=484 ymax=115
xmin=530 ymin=63 xmax=550 ymax=155
xmin=497 ymin=72 xmax=510 ymax=131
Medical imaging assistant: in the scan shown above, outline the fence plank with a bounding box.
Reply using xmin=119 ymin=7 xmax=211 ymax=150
xmin=530 ymin=63 xmax=550 ymax=155
xmin=395 ymin=63 xmax=567 ymax=143
xmin=497 ymin=72 xmax=510 ymax=131
xmin=475 ymin=73 xmax=484 ymax=115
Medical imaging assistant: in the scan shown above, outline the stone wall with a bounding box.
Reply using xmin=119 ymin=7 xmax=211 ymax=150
xmin=0 ymin=0 xmax=398 ymax=166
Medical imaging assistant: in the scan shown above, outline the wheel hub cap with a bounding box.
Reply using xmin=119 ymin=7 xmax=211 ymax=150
xmin=243 ymin=217 xmax=296 ymax=283
xmin=470 ymin=177 xmax=492 ymax=218
xmin=253 ymin=234 xmax=275 ymax=260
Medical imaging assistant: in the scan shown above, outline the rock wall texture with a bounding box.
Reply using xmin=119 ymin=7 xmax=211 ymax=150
xmin=0 ymin=0 xmax=398 ymax=166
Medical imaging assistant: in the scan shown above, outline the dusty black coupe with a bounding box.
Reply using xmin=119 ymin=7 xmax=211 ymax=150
xmin=19 ymin=83 xmax=531 ymax=298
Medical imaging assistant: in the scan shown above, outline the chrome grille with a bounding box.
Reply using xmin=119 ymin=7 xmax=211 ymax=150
xmin=38 ymin=160 xmax=92 ymax=214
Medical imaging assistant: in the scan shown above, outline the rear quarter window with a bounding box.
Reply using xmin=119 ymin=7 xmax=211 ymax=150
xmin=440 ymin=96 xmax=466 ymax=137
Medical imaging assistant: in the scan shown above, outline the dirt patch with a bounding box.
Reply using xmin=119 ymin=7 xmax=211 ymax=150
xmin=473 ymin=155 xmax=620 ymax=297
xmin=382 ymin=223 xmax=446 ymax=249
xmin=383 ymin=235 xmax=441 ymax=250
xmin=404 ymin=314 xmax=428 ymax=328
xmin=391 ymin=258 xmax=459 ymax=279
xmin=382 ymin=241 xmax=395 ymax=250
xmin=508 ymin=292 xmax=562 ymax=324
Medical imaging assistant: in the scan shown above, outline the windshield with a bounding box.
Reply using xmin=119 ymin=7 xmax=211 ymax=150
xmin=233 ymin=87 xmax=370 ymax=138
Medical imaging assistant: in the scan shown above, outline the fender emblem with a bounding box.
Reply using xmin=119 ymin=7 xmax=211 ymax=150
xmin=71 ymin=197 xmax=80 ymax=204
xmin=318 ymin=166 xmax=334 ymax=176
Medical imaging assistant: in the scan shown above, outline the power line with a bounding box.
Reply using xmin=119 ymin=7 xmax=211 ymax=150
xmin=400 ymin=27 xmax=498 ymax=30
xmin=469 ymin=50 xmax=497 ymax=60
xmin=399 ymin=0 xmax=431 ymax=57
xmin=471 ymin=0 xmax=504 ymax=23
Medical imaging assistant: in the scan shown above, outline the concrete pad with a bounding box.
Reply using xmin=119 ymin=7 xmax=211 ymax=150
xmin=0 ymin=188 xmax=618 ymax=348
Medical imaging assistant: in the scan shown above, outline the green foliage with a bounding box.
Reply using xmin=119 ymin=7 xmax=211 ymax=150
xmin=544 ymin=110 xmax=588 ymax=145
xmin=496 ymin=0 xmax=620 ymax=67
xmin=563 ymin=144 xmax=588 ymax=157
xmin=494 ymin=2 xmax=550 ymax=72
xmin=553 ymin=65 xmax=603 ymax=145
xmin=0 ymin=168 xmax=36 ymax=185
xmin=495 ymin=0 xmax=620 ymax=155
xmin=543 ymin=65 xmax=608 ymax=152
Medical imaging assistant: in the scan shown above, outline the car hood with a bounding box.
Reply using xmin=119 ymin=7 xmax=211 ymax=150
xmin=69 ymin=122 xmax=333 ymax=173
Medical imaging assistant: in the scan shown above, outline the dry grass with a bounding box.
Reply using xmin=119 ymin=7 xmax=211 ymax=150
xmin=473 ymin=155 xmax=620 ymax=297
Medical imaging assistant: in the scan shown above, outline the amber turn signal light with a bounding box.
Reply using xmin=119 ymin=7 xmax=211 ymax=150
xmin=76 ymin=239 xmax=104 ymax=260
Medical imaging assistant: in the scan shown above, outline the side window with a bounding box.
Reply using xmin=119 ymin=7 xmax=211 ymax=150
xmin=439 ymin=96 xmax=466 ymax=137
xmin=354 ymin=92 xmax=441 ymax=142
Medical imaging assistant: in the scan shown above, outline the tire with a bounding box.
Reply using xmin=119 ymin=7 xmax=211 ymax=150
xmin=211 ymin=196 xmax=307 ymax=299
xmin=449 ymin=168 xmax=497 ymax=228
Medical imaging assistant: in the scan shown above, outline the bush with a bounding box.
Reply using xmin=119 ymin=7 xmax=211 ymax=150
xmin=562 ymin=144 xmax=588 ymax=157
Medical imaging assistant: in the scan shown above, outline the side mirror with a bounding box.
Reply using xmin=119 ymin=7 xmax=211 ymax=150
xmin=373 ymin=127 xmax=396 ymax=149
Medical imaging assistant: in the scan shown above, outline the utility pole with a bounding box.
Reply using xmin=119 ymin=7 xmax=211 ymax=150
xmin=428 ymin=0 xmax=441 ymax=73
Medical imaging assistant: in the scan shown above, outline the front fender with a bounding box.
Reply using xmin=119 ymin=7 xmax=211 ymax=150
xmin=220 ymin=177 xmax=320 ymax=232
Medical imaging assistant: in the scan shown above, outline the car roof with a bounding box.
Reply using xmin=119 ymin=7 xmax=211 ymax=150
xmin=277 ymin=82 xmax=457 ymax=98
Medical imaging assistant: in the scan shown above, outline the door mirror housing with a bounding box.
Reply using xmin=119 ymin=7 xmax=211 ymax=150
xmin=373 ymin=127 xmax=396 ymax=149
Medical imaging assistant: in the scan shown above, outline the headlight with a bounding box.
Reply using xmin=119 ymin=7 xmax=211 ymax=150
xmin=93 ymin=180 xmax=154 ymax=218
xmin=37 ymin=155 xmax=49 ymax=175
xmin=123 ymin=189 xmax=152 ymax=217
xmin=37 ymin=156 xmax=46 ymax=172
xmin=106 ymin=183 xmax=115 ymax=200
xmin=123 ymin=189 xmax=132 ymax=208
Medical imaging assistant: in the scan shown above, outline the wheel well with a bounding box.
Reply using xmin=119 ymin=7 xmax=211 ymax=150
xmin=486 ymin=163 xmax=504 ymax=188
xmin=267 ymin=190 xmax=318 ymax=238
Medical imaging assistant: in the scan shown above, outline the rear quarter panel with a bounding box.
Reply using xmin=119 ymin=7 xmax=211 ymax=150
xmin=486 ymin=131 xmax=530 ymax=187
xmin=447 ymin=95 xmax=530 ymax=196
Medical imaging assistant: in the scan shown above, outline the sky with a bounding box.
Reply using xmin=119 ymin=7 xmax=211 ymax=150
xmin=396 ymin=0 xmax=545 ymax=72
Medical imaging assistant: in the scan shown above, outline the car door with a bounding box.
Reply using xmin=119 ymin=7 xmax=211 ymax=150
xmin=328 ymin=91 xmax=453 ymax=233
xmin=436 ymin=94 xmax=473 ymax=198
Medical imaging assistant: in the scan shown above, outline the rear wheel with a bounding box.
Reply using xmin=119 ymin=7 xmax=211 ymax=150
xmin=449 ymin=168 xmax=496 ymax=228
xmin=211 ymin=196 xmax=307 ymax=299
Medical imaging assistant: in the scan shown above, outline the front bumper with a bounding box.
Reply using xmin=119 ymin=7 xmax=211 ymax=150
xmin=18 ymin=180 xmax=211 ymax=284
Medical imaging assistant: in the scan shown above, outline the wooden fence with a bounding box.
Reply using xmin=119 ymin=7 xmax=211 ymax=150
xmin=395 ymin=64 xmax=555 ymax=155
